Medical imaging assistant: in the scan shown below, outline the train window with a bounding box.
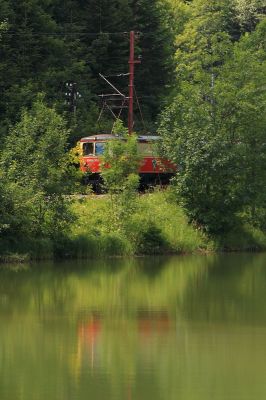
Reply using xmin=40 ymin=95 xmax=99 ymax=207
xmin=138 ymin=142 xmax=157 ymax=156
xmin=95 ymin=142 xmax=105 ymax=155
xmin=83 ymin=142 xmax=94 ymax=156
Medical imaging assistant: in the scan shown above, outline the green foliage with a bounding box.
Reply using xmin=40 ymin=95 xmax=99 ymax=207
xmin=0 ymin=0 xmax=265 ymax=256
xmin=219 ymin=22 xmax=266 ymax=228
xmin=0 ymin=96 xmax=77 ymax=254
xmin=101 ymin=133 xmax=140 ymax=192
xmin=112 ymin=118 xmax=128 ymax=137
xmin=163 ymin=0 xmax=191 ymax=36
xmin=0 ymin=0 xmax=173 ymax=140
xmin=173 ymin=0 xmax=236 ymax=87
xmin=160 ymin=89 xmax=245 ymax=233
xmin=160 ymin=3 xmax=266 ymax=235
xmin=132 ymin=0 xmax=176 ymax=128
xmin=234 ymin=0 xmax=266 ymax=32
xmin=138 ymin=223 xmax=169 ymax=254
xmin=70 ymin=190 xmax=211 ymax=256
xmin=2 ymin=95 xmax=74 ymax=193
xmin=100 ymin=122 xmax=141 ymax=232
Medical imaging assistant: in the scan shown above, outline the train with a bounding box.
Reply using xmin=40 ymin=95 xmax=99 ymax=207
xmin=79 ymin=133 xmax=176 ymax=189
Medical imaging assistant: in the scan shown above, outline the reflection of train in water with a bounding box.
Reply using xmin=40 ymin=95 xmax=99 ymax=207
xmin=79 ymin=134 xmax=176 ymax=188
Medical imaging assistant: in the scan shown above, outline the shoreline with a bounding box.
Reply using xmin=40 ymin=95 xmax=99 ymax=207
xmin=1 ymin=246 xmax=266 ymax=265
xmin=1 ymin=191 xmax=265 ymax=265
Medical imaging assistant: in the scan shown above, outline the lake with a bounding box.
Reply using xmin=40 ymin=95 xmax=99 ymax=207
xmin=0 ymin=254 xmax=266 ymax=400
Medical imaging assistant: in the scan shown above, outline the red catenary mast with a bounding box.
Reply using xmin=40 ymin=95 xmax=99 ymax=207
xmin=128 ymin=31 xmax=141 ymax=135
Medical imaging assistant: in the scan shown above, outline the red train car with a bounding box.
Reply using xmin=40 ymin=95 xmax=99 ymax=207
xmin=79 ymin=134 xmax=176 ymax=188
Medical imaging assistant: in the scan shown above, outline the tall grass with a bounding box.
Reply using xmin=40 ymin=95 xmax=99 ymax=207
xmin=0 ymin=237 xmax=54 ymax=262
xmin=1 ymin=189 xmax=265 ymax=261
xmin=69 ymin=189 xmax=211 ymax=257
xmin=69 ymin=189 xmax=266 ymax=258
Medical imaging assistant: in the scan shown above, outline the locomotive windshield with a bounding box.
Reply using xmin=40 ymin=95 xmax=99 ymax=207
xmin=83 ymin=142 xmax=94 ymax=156
xmin=95 ymin=142 xmax=105 ymax=155
xmin=82 ymin=141 xmax=107 ymax=156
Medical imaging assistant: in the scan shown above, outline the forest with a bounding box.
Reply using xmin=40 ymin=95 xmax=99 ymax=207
xmin=0 ymin=0 xmax=265 ymax=260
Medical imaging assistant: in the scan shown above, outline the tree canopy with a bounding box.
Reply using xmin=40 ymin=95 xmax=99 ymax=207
xmin=0 ymin=0 xmax=265 ymax=252
xmin=159 ymin=1 xmax=266 ymax=234
xmin=0 ymin=0 xmax=173 ymax=141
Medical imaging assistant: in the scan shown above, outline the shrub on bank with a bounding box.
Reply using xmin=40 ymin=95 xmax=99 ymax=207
xmin=69 ymin=189 xmax=266 ymax=258
xmin=1 ymin=188 xmax=266 ymax=261
xmin=0 ymin=96 xmax=80 ymax=261
xmin=69 ymin=190 xmax=210 ymax=257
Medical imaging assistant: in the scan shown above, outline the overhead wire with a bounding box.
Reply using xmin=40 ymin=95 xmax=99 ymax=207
xmin=0 ymin=30 xmax=152 ymax=39
xmin=1 ymin=31 xmax=131 ymax=37
xmin=134 ymin=86 xmax=146 ymax=131
xmin=104 ymin=73 xmax=129 ymax=77
xmin=2 ymin=26 xmax=148 ymax=128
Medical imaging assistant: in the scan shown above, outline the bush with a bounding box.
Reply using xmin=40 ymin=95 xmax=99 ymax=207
xmin=0 ymin=95 xmax=78 ymax=254
xmin=100 ymin=119 xmax=141 ymax=232
xmin=138 ymin=224 xmax=170 ymax=254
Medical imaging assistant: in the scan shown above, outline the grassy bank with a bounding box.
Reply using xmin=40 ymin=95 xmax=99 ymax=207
xmin=1 ymin=190 xmax=266 ymax=262
xmin=68 ymin=189 xmax=266 ymax=258
xmin=69 ymin=190 xmax=211 ymax=258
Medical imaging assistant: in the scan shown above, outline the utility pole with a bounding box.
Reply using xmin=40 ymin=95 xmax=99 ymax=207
xmin=128 ymin=31 xmax=141 ymax=135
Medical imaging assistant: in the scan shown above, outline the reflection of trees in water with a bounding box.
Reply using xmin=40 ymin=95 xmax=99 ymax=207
xmin=1 ymin=255 xmax=266 ymax=399
xmin=180 ymin=254 xmax=266 ymax=324
xmin=2 ymin=254 xmax=265 ymax=323
xmin=0 ymin=256 xmax=210 ymax=317
xmin=0 ymin=266 xmax=75 ymax=317
xmin=0 ymin=255 xmax=210 ymax=400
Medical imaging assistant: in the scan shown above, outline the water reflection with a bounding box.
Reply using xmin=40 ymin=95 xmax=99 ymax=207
xmin=0 ymin=254 xmax=266 ymax=400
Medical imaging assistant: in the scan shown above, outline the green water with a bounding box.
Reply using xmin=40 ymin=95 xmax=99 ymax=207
xmin=1 ymin=254 xmax=266 ymax=400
